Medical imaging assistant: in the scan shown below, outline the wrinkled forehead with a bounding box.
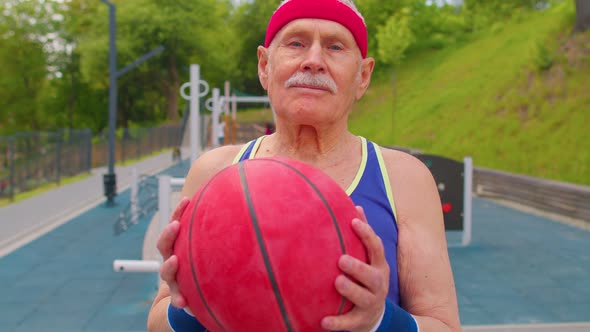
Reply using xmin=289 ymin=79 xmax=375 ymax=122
xmin=264 ymin=0 xmax=368 ymax=58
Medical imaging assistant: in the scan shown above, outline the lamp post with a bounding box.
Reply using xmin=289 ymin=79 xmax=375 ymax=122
xmin=99 ymin=0 xmax=164 ymax=206
xmin=100 ymin=0 xmax=117 ymax=206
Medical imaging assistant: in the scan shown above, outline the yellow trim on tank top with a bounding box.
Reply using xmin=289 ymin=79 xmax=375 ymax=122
xmin=345 ymin=136 xmax=368 ymax=195
xmin=232 ymin=136 xmax=266 ymax=164
xmin=373 ymin=142 xmax=398 ymax=221
xmin=248 ymin=136 xmax=265 ymax=159
xmin=232 ymin=141 xmax=252 ymax=164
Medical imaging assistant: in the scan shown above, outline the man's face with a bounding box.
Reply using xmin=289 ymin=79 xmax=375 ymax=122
xmin=258 ymin=18 xmax=374 ymax=126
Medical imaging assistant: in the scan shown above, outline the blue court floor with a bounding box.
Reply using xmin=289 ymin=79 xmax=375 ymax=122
xmin=1 ymin=160 xmax=589 ymax=331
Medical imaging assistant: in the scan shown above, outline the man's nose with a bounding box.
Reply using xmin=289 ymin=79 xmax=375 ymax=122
xmin=300 ymin=42 xmax=326 ymax=74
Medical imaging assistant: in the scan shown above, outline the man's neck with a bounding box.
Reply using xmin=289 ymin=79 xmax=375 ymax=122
xmin=256 ymin=126 xmax=359 ymax=169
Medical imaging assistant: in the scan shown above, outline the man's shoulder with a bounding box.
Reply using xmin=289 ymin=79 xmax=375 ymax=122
xmin=376 ymin=145 xmax=436 ymax=187
xmin=182 ymin=144 xmax=247 ymax=196
xmin=194 ymin=144 xmax=247 ymax=170
xmin=376 ymin=145 xmax=425 ymax=170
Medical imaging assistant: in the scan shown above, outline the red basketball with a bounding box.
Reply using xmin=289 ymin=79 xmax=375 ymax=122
xmin=174 ymin=158 xmax=367 ymax=332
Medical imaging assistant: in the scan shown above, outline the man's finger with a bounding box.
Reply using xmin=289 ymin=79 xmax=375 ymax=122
xmin=352 ymin=218 xmax=387 ymax=267
xmin=160 ymin=254 xmax=179 ymax=283
xmin=170 ymin=197 xmax=190 ymax=223
xmin=321 ymin=308 xmax=364 ymax=331
xmin=356 ymin=205 xmax=368 ymax=223
xmin=157 ymin=221 xmax=180 ymax=259
xmin=334 ymin=274 xmax=375 ymax=308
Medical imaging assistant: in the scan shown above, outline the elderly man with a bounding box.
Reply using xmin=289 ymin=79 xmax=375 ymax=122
xmin=147 ymin=0 xmax=461 ymax=331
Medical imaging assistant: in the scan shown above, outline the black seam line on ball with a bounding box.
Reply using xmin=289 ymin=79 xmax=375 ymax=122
xmin=239 ymin=161 xmax=294 ymax=332
xmin=251 ymin=158 xmax=349 ymax=315
xmin=188 ymin=170 xmax=228 ymax=332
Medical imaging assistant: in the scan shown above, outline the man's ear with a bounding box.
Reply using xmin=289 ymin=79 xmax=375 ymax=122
xmin=257 ymin=46 xmax=270 ymax=91
xmin=355 ymin=57 xmax=375 ymax=100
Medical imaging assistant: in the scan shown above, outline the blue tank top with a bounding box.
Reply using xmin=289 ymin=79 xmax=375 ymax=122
xmin=234 ymin=136 xmax=400 ymax=304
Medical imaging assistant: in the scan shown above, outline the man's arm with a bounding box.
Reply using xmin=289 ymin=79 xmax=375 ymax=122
xmin=383 ymin=148 xmax=462 ymax=332
xmin=147 ymin=145 xmax=244 ymax=332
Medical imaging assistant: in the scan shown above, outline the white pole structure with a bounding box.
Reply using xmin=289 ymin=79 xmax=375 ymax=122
xmin=462 ymin=157 xmax=473 ymax=246
xmin=180 ymin=64 xmax=209 ymax=164
xmin=189 ymin=65 xmax=201 ymax=163
xmin=130 ymin=167 xmax=138 ymax=225
xmin=208 ymin=88 xmax=221 ymax=148
xmin=113 ymin=259 xmax=160 ymax=273
xmin=204 ymin=94 xmax=271 ymax=148
xmin=112 ymin=176 xmax=186 ymax=275
xmin=224 ymin=81 xmax=230 ymax=144
xmin=231 ymin=93 xmax=237 ymax=144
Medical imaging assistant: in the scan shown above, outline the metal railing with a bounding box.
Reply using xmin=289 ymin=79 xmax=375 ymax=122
xmin=0 ymin=124 xmax=182 ymax=202
xmin=0 ymin=129 xmax=92 ymax=201
xmin=473 ymin=167 xmax=590 ymax=222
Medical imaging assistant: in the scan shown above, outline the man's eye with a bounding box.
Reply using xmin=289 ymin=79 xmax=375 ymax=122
xmin=289 ymin=41 xmax=303 ymax=47
xmin=329 ymin=45 xmax=343 ymax=51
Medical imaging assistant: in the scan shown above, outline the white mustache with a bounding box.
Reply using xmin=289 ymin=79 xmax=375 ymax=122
xmin=284 ymin=71 xmax=338 ymax=94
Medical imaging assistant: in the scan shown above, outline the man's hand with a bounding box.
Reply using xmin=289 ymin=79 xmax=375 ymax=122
xmin=157 ymin=197 xmax=190 ymax=309
xmin=321 ymin=206 xmax=390 ymax=332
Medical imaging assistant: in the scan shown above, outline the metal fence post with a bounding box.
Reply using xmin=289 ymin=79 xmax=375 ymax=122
xmin=122 ymin=128 xmax=127 ymax=164
xmin=86 ymin=129 xmax=92 ymax=173
xmin=9 ymin=137 xmax=15 ymax=201
xmin=131 ymin=167 xmax=138 ymax=225
xmin=56 ymin=130 xmax=62 ymax=185
xmin=462 ymin=157 xmax=473 ymax=246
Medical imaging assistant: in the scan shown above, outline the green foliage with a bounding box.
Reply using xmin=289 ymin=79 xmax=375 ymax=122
xmin=228 ymin=0 xmax=279 ymax=94
xmin=0 ymin=1 xmax=52 ymax=133
xmin=350 ymin=1 xmax=590 ymax=185
xmin=357 ymin=0 xmax=406 ymax=58
xmin=532 ymin=39 xmax=554 ymax=71
xmin=407 ymin=3 xmax=470 ymax=51
xmin=463 ymin=0 xmax=551 ymax=32
xmin=376 ymin=9 xmax=415 ymax=65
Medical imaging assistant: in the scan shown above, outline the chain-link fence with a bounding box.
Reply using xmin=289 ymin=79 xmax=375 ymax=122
xmin=0 ymin=124 xmax=182 ymax=203
xmin=92 ymin=125 xmax=182 ymax=168
xmin=0 ymin=129 xmax=92 ymax=201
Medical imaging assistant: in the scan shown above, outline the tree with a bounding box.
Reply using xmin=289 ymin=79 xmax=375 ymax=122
xmin=376 ymin=9 xmax=415 ymax=66
xmin=0 ymin=1 xmax=54 ymax=133
xmin=229 ymin=0 xmax=278 ymax=94
xmin=574 ymin=0 xmax=590 ymax=32
xmin=76 ymin=0 xmax=237 ymax=126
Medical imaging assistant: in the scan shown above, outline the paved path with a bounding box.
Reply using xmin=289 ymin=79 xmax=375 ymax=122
xmin=0 ymin=151 xmax=180 ymax=257
xmin=0 ymin=155 xmax=589 ymax=331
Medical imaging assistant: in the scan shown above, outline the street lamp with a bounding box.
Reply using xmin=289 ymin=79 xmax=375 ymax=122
xmin=99 ymin=0 xmax=164 ymax=206
xmin=100 ymin=0 xmax=117 ymax=206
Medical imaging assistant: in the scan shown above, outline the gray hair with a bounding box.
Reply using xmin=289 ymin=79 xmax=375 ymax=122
xmin=276 ymin=0 xmax=366 ymax=25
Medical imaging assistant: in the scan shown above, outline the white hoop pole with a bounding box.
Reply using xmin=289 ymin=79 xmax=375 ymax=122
xmin=462 ymin=157 xmax=473 ymax=246
xmin=189 ymin=65 xmax=201 ymax=164
xmin=211 ymin=88 xmax=221 ymax=148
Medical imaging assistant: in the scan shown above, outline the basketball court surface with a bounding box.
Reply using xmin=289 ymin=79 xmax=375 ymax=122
xmin=0 ymin=156 xmax=589 ymax=331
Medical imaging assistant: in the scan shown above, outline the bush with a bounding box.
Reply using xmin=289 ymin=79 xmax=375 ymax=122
xmin=533 ymin=39 xmax=554 ymax=71
xmin=376 ymin=8 xmax=415 ymax=66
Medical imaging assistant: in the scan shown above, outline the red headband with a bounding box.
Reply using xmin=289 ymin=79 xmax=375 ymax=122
xmin=264 ymin=0 xmax=368 ymax=58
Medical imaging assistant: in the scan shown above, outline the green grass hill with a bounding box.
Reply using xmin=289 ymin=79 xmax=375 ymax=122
xmin=350 ymin=3 xmax=590 ymax=186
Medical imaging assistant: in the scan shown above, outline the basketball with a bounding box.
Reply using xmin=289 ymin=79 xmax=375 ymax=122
xmin=174 ymin=157 xmax=367 ymax=332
